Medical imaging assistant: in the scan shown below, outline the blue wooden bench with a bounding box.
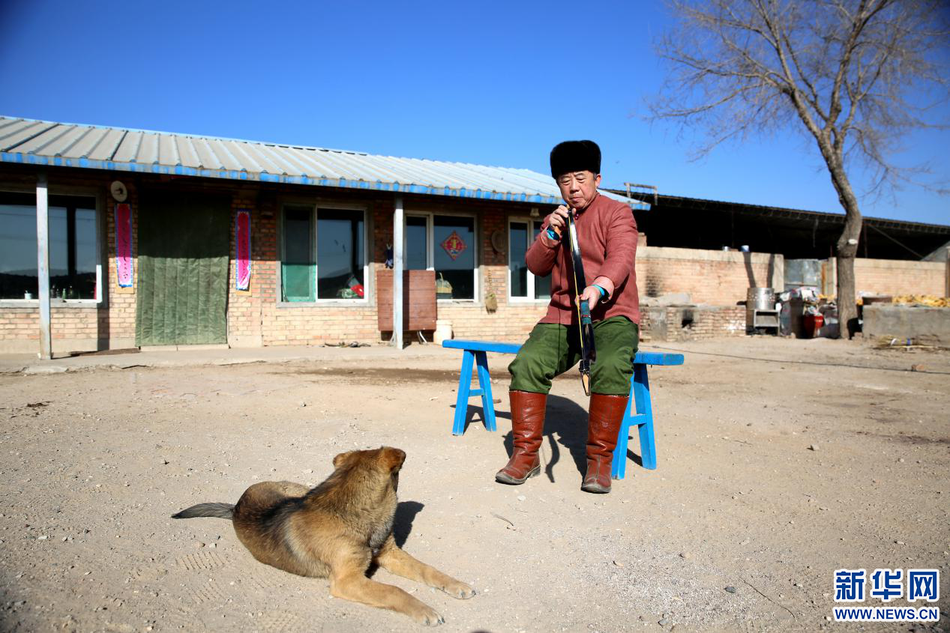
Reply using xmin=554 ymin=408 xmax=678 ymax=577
xmin=441 ymin=339 xmax=684 ymax=480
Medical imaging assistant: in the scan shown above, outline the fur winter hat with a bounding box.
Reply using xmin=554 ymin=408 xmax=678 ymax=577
xmin=550 ymin=140 xmax=601 ymax=178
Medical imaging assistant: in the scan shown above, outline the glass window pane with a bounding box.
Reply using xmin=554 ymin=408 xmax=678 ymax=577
xmin=0 ymin=199 xmax=38 ymax=299
xmin=509 ymin=222 xmax=528 ymax=298
xmin=0 ymin=195 xmax=97 ymax=300
xmin=534 ymin=272 xmax=552 ymax=299
xmin=282 ymin=206 xmax=314 ymax=302
xmin=406 ymin=216 xmax=427 ymax=270
xmin=433 ymin=215 xmax=475 ymax=300
xmin=49 ymin=207 xmax=68 ymax=284
xmin=533 ymin=221 xmax=551 ymax=300
xmin=74 ymin=207 xmax=97 ymax=299
xmin=317 ymin=209 xmax=364 ymax=300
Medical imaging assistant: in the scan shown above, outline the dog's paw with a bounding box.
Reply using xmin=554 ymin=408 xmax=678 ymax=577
xmin=408 ymin=603 xmax=444 ymax=626
xmin=442 ymin=580 xmax=475 ymax=600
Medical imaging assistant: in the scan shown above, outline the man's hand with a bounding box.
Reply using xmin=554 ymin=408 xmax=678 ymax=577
xmin=546 ymin=205 xmax=572 ymax=236
xmin=579 ymin=285 xmax=602 ymax=311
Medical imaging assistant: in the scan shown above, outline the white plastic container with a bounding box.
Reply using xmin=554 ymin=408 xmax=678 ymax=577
xmin=434 ymin=319 xmax=453 ymax=344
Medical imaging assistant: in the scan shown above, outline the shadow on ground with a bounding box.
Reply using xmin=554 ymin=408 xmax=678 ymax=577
xmin=393 ymin=500 xmax=424 ymax=548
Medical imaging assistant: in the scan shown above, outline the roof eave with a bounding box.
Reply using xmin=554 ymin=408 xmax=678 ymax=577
xmin=0 ymin=151 xmax=650 ymax=209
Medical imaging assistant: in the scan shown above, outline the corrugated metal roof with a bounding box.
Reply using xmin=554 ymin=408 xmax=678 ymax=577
xmin=0 ymin=116 xmax=648 ymax=209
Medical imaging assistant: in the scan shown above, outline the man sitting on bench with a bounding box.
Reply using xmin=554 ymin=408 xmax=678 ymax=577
xmin=498 ymin=140 xmax=641 ymax=495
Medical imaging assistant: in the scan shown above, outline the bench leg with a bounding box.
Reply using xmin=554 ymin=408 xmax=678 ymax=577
xmin=634 ymin=364 xmax=657 ymax=470
xmin=452 ymin=350 xmax=475 ymax=436
xmin=474 ymin=352 xmax=497 ymax=432
xmin=611 ymin=382 xmax=635 ymax=480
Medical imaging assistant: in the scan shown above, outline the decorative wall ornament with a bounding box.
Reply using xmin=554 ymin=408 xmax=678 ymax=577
xmin=490 ymin=229 xmax=506 ymax=253
xmin=110 ymin=180 xmax=128 ymax=202
xmin=440 ymin=230 xmax=467 ymax=260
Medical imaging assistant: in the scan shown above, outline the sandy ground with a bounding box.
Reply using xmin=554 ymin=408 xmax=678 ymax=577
xmin=0 ymin=336 xmax=948 ymax=633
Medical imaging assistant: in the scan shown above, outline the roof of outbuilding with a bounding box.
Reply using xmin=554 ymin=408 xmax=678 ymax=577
xmin=0 ymin=116 xmax=648 ymax=209
xmin=619 ymin=191 xmax=949 ymax=233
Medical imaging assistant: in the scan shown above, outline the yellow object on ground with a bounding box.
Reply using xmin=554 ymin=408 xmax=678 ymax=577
xmin=892 ymin=295 xmax=949 ymax=307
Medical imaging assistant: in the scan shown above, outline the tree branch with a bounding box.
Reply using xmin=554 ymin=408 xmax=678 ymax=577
xmin=651 ymin=0 xmax=950 ymax=186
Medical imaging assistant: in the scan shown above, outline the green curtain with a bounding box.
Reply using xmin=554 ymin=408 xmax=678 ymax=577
xmin=135 ymin=192 xmax=230 ymax=346
xmin=281 ymin=206 xmax=314 ymax=302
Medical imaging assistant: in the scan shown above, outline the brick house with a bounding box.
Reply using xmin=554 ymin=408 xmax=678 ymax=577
xmin=5 ymin=116 xmax=945 ymax=356
xmin=0 ymin=116 xmax=648 ymax=356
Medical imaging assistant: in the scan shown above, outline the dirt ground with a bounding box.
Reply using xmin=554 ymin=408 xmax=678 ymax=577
xmin=0 ymin=336 xmax=948 ymax=633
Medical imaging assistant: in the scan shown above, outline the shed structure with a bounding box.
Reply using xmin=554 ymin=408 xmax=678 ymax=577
xmin=0 ymin=116 xmax=648 ymax=355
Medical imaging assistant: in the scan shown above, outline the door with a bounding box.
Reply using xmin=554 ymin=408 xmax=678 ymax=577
xmin=135 ymin=192 xmax=230 ymax=346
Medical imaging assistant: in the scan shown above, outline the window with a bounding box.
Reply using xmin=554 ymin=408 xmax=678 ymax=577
xmin=434 ymin=215 xmax=476 ymax=300
xmin=280 ymin=205 xmax=366 ymax=302
xmin=317 ymin=209 xmax=365 ymax=299
xmin=0 ymin=193 xmax=98 ymax=301
xmin=405 ymin=215 xmax=428 ymax=271
xmin=281 ymin=206 xmax=314 ymax=302
xmin=509 ymin=220 xmax=551 ymax=301
xmin=403 ymin=213 xmax=478 ymax=301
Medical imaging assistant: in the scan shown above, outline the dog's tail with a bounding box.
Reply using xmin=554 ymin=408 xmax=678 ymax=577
xmin=171 ymin=503 xmax=235 ymax=520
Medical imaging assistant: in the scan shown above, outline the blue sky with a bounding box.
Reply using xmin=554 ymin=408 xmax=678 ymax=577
xmin=1 ymin=0 xmax=947 ymax=226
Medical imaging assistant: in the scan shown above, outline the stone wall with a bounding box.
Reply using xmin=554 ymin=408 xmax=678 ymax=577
xmin=862 ymin=304 xmax=950 ymax=345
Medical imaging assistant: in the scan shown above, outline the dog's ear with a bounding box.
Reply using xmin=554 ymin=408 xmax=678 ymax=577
xmin=333 ymin=450 xmax=356 ymax=469
xmin=380 ymin=447 xmax=406 ymax=472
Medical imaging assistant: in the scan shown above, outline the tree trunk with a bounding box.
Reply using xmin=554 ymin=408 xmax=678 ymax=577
xmin=835 ymin=251 xmax=858 ymax=337
xmin=827 ymin=160 xmax=863 ymax=339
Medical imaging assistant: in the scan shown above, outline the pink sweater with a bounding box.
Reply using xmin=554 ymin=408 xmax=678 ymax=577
xmin=527 ymin=192 xmax=640 ymax=326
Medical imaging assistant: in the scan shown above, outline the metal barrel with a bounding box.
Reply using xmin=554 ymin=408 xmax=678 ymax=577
xmin=746 ymin=287 xmax=775 ymax=330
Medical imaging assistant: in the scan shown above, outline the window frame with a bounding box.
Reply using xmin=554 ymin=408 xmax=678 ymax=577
xmin=0 ymin=186 xmax=103 ymax=308
xmin=404 ymin=209 xmax=479 ymax=303
xmin=277 ymin=201 xmax=370 ymax=306
xmin=507 ymin=217 xmax=550 ymax=303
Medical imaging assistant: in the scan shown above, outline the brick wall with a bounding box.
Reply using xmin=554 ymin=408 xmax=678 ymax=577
xmin=642 ymin=305 xmax=746 ymax=342
xmin=636 ymin=246 xmax=781 ymax=305
xmin=227 ymin=192 xmax=261 ymax=347
xmin=0 ymin=306 xmax=99 ymax=353
xmin=11 ymin=163 xmax=939 ymax=352
xmin=0 ymin=168 xmax=782 ymax=352
xmin=256 ymin=195 xmax=394 ymax=346
xmin=0 ymin=168 xmax=137 ymax=354
xmin=438 ymin=299 xmax=547 ymax=342
xmin=853 ymin=258 xmax=945 ymax=297
xmin=102 ymin=181 xmax=138 ymax=348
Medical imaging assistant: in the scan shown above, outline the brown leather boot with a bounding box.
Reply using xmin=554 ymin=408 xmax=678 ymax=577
xmin=495 ymin=390 xmax=546 ymax=485
xmin=581 ymin=393 xmax=628 ymax=494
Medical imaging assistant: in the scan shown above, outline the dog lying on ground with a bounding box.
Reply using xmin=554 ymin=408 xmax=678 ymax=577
xmin=172 ymin=447 xmax=474 ymax=626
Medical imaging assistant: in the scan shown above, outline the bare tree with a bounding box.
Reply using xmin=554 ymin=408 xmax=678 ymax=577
xmin=652 ymin=0 xmax=949 ymax=337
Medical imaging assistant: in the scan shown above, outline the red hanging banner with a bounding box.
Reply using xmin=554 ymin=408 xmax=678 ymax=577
xmin=115 ymin=203 xmax=133 ymax=288
xmin=235 ymin=210 xmax=251 ymax=291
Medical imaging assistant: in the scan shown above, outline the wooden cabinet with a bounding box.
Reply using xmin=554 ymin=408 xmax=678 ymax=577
xmin=376 ymin=270 xmax=437 ymax=332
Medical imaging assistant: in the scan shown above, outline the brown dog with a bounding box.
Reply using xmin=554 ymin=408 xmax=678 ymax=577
xmin=172 ymin=447 xmax=474 ymax=625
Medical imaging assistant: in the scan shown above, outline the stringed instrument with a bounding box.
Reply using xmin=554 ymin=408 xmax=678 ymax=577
xmin=551 ymin=207 xmax=596 ymax=395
